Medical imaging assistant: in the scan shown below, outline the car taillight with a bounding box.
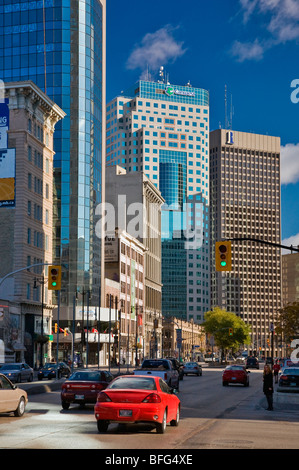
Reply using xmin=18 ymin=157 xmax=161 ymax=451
xmin=97 ymin=392 xmax=112 ymax=402
xmin=280 ymin=375 xmax=287 ymax=381
xmin=142 ymin=393 xmax=161 ymax=404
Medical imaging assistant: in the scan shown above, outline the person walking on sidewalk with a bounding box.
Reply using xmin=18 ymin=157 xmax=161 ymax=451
xmin=263 ymin=364 xmax=274 ymax=410
xmin=273 ymin=360 xmax=280 ymax=383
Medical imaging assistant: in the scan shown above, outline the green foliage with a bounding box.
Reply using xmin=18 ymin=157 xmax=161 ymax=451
xmin=275 ymin=302 xmax=299 ymax=341
xmin=202 ymin=307 xmax=251 ymax=351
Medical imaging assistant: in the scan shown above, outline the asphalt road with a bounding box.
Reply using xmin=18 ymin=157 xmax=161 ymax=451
xmin=1 ymin=366 xmax=299 ymax=451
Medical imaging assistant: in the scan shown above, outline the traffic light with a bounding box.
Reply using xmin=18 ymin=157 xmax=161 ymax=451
xmin=54 ymin=323 xmax=58 ymax=333
xmin=229 ymin=328 xmax=233 ymax=336
xmin=48 ymin=265 xmax=61 ymax=290
xmin=215 ymin=241 xmax=232 ymax=271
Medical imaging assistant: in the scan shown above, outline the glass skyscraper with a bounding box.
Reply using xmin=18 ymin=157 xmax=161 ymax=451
xmin=0 ymin=0 xmax=106 ymax=309
xmin=106 ymin=79 xmax=210 ymax=323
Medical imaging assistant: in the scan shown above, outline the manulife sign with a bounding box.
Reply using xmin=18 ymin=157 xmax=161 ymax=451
xmin=165 ymin=85 xmax=195 ymax=97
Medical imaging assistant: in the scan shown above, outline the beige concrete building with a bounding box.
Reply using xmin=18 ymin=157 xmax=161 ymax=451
xmin=105 ymin=165 xmax=165 ymax=358
xmin=105 ymin=228 xmax=146 ymax=365
xmin=282 ymin=253 xmax=299 ymax=305
xmin=0 ymin=81 xmax=65 ymax=366
xmin=210 ymin=129 xmax=281 ymax=356
xmin=163 ymin=316 xmax=206 ymax=361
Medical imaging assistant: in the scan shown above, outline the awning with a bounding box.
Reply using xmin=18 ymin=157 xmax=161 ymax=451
xmin=11 ymin=341 xmax=27 ymax=351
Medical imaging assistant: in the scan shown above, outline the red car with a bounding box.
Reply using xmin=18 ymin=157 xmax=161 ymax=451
xmin=222 ymin=365 xmax=250 ymax=387
xmin=61 ymin=370 xmax=114 ymax=409
xmin=94 ymin=375 xmax=180 ymax=434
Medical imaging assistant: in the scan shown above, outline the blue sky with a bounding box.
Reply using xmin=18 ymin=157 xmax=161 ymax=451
xmin=106 ymin=0 xmax=299 ymax=245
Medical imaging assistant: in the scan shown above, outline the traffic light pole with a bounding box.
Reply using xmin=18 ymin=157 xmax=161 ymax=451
xmin=231 ymin=237 xmax=299 ymax=252
xmin=56 ymin=290 xmax=60 ymax=379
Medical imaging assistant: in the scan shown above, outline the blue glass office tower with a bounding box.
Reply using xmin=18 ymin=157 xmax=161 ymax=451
xmin=0 ymin=0 xmax=106 ymax=308
xmin=106 ymin=79 xmax=210 ymax=323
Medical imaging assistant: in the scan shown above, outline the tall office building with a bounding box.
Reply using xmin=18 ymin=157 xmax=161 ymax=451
xmin=0 ymin=0 xmax=106 ymax=311
xmin=106 ymin=78 xmax=210 ymax=322
xmin=0 ymin=81 xmax=65 ymax=366
xmin=210 ymin=129 xmax=282 ymax=355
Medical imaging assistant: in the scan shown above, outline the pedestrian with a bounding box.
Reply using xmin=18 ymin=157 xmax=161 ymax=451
xmin=273 ymin=360 xmax=280 ymax=384
xmin=263 ymin=364 xmax=274 ymax=411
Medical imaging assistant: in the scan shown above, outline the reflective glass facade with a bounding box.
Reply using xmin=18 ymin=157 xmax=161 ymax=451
xmin=0 ymin=0 xmax=106 ymax=308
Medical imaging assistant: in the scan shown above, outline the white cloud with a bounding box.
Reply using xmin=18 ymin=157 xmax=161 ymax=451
xmin=280 ymin=143 xmax=299 ymax=185
xmin=230 ymin=38 xmax=265 ymax=62
xmin=126 ymin=25 xmax=186 ymax=73
xmin=281 ymin=233 xmax=299 ymax=254
xmin=233 ymin=0 xmax=299 ymax=61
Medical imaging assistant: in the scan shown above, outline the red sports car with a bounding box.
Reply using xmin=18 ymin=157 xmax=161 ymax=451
xmin=61 ymin=370 xmax=114 ymax=409
xmin=222 ymin=365 xmax=250 ymax=387
xmin=94 ymin=375 xmax=180 ymax=433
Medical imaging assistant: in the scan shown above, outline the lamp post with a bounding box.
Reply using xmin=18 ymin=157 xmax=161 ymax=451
xmin=33 ymin=275 xmax=46 ymax=368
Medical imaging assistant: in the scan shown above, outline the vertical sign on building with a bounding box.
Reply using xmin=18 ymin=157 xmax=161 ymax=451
xmin=131 ymin=259 xmax=136 ymax=320
xmin=0 ymin=98 xmax=15 ymax=207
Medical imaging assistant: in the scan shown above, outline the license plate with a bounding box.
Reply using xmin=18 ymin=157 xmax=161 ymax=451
xmin=75 ymin=395 xmax=84 ymax=400
xmin=290 ymin=383 xmax=296 ymax=387
xmin=119 ymin=409 xmax=132 ymax=417
xmin=232 ymin=377 xmax=236 ymax=380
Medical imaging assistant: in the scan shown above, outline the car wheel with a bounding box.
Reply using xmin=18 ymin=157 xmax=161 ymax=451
xmin=38 ymin=376 xmax=43 ymax=381
xmin=223 ymin=381 xmax=228 ymax=386
xmin=28 ymin=374 xmax=33 ymax=382
xmin=170 ymin=406 xmax=180 ymax=426
xmin=97 ymin=420 xmax=109 ymax=433
xmin=156 ymin=410 xmax=167 ymax=434
xmin=61 ymin=401 xmax=70 ymax=410
xmin=16 ymin=375 xmax=21 ymax=383
xmin=200 ymin=372 xmax=202 ymax=376
xmin=14 ymin=397 xmax=26 ymax=417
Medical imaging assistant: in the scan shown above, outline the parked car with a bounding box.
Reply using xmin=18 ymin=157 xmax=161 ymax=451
xmin=183 ymin=362 xmax=202 ymax=376
xmin=265 ymin=357 xmax=274 ymax=365
xmin=278 ymin=368 xmax=299 ymax=391
xmin=0 ymin=373 xmax=28 ymax=416
xmin=222 ymin=365 xmax=250 ymax=387
xmin=0 ymin=363 xmax=34 ymax=383
xmin=94 ymin=374 xmax=180 ymax=434
xmin=166 ymin=357 xmax=184 ymax=380
xmin=38 ymin=362 xmax=70 ymax=380
xmin=61 ymin=370 xmax=114 ymax=409
xmin=246 ymin=357 xmax=259 ymax=369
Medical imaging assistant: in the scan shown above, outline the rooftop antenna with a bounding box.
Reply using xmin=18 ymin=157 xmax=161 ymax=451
xmin=225 ymin=84 xmax=228 ymax=129
xmin=230 ymin=93 xmax=234 ymax=130
xmin=159 ymin=66 xmax=164 ymax=83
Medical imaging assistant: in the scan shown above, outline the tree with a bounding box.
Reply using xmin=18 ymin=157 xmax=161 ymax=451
xmin=203 ymin=307 xmax=251 ymax=358
xmin=275 ymin=302 xmax=299 ymax=343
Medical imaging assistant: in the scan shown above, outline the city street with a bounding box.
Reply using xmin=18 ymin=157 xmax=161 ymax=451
xmin=0 ymin=366 xmax=299 ymax=451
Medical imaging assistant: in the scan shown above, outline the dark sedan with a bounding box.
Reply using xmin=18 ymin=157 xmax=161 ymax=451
xmin=0 ymin=363 xmax=34 ymax=383
xmin=38 ymin=362 xmax=71 ymax=380
xmin=61 ymin=370 xmax=114 ymax=409
xmin=278 ymin=368 xmax=299 ymax=391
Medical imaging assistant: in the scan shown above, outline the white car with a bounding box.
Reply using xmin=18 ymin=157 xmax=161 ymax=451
xmin=0 ymin=373 xmax=28 ymax=416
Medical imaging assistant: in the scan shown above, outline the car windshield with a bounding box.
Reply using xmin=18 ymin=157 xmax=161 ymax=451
xmin=186 ymin=363 xmax=197 ymax=366
xmin=227 ymin=366 xmax=244 ymax=371
xmin=69 ymin=372 xmax=101 ymax=381
xmin=108 ymin=377 xmax=157 ymax=390
xmin=0 ymin=364 xmax=21 ymax=370
xmin=43 ymin=363 xmax=57 ymax=369
xmin=141 ymin=360 xmax=169 ymax=370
